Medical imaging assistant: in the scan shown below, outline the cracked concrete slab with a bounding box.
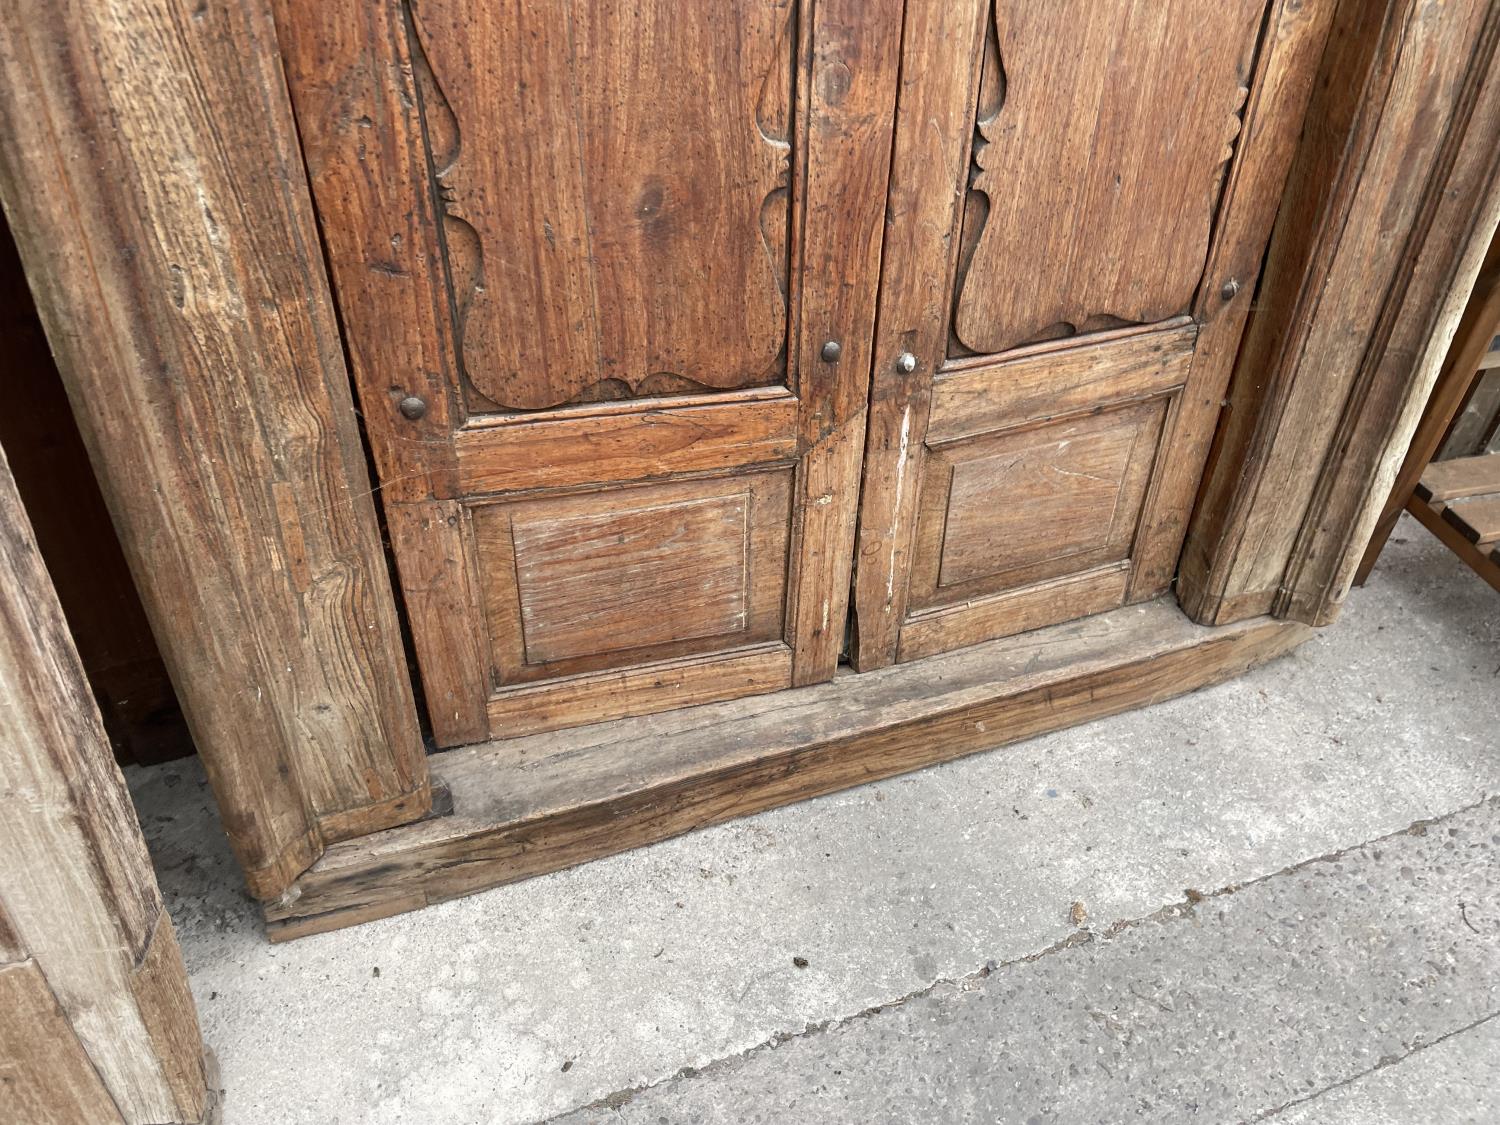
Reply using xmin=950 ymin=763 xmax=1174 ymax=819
xmin=558 ymin=798 xmax=1500 ymax=1123
xmin=127 ymin=514 xmax=1500 ymax=1124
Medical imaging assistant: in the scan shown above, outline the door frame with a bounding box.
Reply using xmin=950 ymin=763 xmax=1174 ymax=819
xmin=1 ymin=0 xmax=1496 ymax=928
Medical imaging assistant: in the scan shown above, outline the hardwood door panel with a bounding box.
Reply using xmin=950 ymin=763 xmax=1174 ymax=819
xmin=910 ymin=398 xmax=1168 ymax=610
xmin=474 ymin=471 xmax=791 ymax=685
xmin=409 ymin=0 xmax=795 ymax=411
xmin=951 ymin=0 xmax=1264 ymax=357
xmin=280 ymin=0 xmax=901 ymax=742
xmin=852 ymin=0 xmax=1336 ymax=669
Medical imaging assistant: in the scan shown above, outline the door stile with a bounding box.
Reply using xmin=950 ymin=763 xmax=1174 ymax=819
xmin=1123 ymin=0 xmax=1341 ymax=599
xmin=269 ymin=0 xmax=492 ymax=746
xmin=850 ymin=0 xmax=992 ymax=670
xmin=786 ymin=0 xmax=907 ymax=684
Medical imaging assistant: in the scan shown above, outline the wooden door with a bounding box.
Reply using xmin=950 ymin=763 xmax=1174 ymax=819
xmin=851 ymin=0 xmax=1333 ymax=667
xmin=273 ymin=0 xmax=901 ymax=744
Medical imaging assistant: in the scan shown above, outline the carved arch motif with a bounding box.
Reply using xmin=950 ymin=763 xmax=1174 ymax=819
xmin=407 ymin=0 xmax=796 ymax=412
xmin=952 ymin=0 xmax=1262 ymax=357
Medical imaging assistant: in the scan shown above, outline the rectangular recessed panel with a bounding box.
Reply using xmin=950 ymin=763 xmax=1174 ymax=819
xmin=473 ymin=471 xmax=792 ymax=686
xmin=511 ymin=494 xmax=751 ymax=664
xmin=910 ymin=398 xmax=1168 ymax=610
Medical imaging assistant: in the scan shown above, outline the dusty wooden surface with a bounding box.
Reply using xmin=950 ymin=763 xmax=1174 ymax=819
xmin=266 ymin=599 xmax=1308 ymax=940
xmin=1180 ymin=0 xmax=1500 ymax=627
xmin=0 ymin=441 xmax=208 ymax=1123
xmin=0 ymin=0 xmax=430 ymax=896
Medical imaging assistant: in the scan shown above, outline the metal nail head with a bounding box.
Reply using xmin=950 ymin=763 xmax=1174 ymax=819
xmin=398 ymin=395 xmax=428 ymax=420
xmin=821 ymin=340 xmax=842 ymax=363
xmin=1221 ymin=278 xmax=1241 ymax=301
xmin=896 ymin=352 xmax=918 ymax=374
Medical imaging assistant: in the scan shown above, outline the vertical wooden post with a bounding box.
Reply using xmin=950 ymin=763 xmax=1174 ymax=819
xmin=0 ymin=443 xmax=210 ymax=1124
xmin=1179 ymin=0 xmax=1500 ymax=626
xmin=0 ymin=0 xmax=430 ymax=897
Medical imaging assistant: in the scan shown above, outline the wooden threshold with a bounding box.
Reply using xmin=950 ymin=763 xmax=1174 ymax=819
xmin=264 ymin=599 xmax=1309 ymax=941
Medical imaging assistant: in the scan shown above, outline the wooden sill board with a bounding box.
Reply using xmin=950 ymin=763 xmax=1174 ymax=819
xmin=264 ymin=600 xmax=1310 ymax=941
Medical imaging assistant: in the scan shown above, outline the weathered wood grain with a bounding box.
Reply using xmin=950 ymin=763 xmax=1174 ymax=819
xmin=927 ymin=322 xmax=1195 ymax=443
xmin=266 ymin=599 xmax=1308 ymax=940
xmin=953 ymin=0 xmax=1263 ymax=354
xmin=0 ymin=960 xmax=127 ymax=1125
xmin=408 ymin=0 xmax=793 ymax=409
xmin=0 ymin=439 xmax=207 ymax=1122
xmin=849 ymin=0 xmax=991 ymax=668
xmin=1180 ymin=0 xmax=1500 ymax=626
xmin=455 ymin=391 xmax=799 ymax=496
xmin=0 ymin=0 xmax=430 ymax=895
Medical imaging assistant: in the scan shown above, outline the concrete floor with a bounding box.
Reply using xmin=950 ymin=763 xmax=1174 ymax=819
xmin=128 ymin=514 xmax=1500 ymax=1125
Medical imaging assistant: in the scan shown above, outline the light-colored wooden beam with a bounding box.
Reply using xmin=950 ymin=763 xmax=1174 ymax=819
xmin=0 ymin=0 xmax=430 ymax=897
xmin=0 ymin=442 xmax=209 ymax=1124
xmin=1179 ymin=0 xmax=1500 ymax=627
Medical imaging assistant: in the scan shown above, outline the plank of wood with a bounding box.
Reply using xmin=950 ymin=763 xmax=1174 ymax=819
xmin=849 ymin=0 xmax=991 ymax=670
xmin=266 ymin=599 xmax=1309 ymax=940
xmin=406 ymin=0 xmax=792 ymax=409
xmin=952 ymin=0 xmax=1264 ymax=354
xmin=926 ymin=322 xmax=1195 ymax=444
xmin=474 ymin=471 xmax=791 ymax=688
xmin=896 ymin=564 xmax=1131 ymax=665
xmin=0 ymin=0 xmax=429 ymax=895
xmin=0 ymin=440 xmax=206 ymax=1119
xmin=455 ymin=391 xmax=798 ymax=496
xmin=485 ymin=644 xmax=792 ymax=741
xmin=1181 ymin=0 xmax=1500 ymax=626
xmin=907 ymin=403 xmax=1165 ymax=610
xmin=1127 ymin=0 xmax=1340 ymax=601
xmin=785 ymin=0 xmax=903 ymax=686
xmin=0 ymin=960 xmax=126 ymax=1125
xmin=1415 ymin=451 xmax=1500 ymax=502
xmin=1442 ymin=494 xmax=1500 ymax=545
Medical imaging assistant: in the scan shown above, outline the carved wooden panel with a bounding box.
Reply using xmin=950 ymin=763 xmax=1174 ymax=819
xmin=473 ymin=471 xmax=792 ymax=684
xmin=910 ymin=398 xmax=1168 ymax=609
xmin=408 ymin=0 xmax=796 ymax=411
xmin=951 ymin=0 xmax=1263 ymax=356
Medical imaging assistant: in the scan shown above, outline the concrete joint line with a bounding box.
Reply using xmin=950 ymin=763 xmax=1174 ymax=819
xmin=1246 ymin=1008 xmax=1500 ymax=1123
xmin=555 ymin=791 xmax=1498 ymax=1121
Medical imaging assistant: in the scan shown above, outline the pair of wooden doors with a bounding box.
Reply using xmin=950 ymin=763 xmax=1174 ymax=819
xmin=274 ymin=0 xmax=1305 ymax=747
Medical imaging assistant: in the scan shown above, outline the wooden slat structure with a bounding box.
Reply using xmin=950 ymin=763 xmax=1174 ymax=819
xmin=0 ymin=0 xmax=432 ymax=898
xmin=0 ymin=442 xmax=210 ymax=1124
xmin=1408 ymin=452 xmax=1500 ymax=590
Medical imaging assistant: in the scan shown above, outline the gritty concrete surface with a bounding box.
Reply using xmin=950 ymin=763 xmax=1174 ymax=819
xmin=559 ymin=798 xmax=1500 ymax=1124
xmin=127 ymin=514 xmax=1499 ymax=1125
